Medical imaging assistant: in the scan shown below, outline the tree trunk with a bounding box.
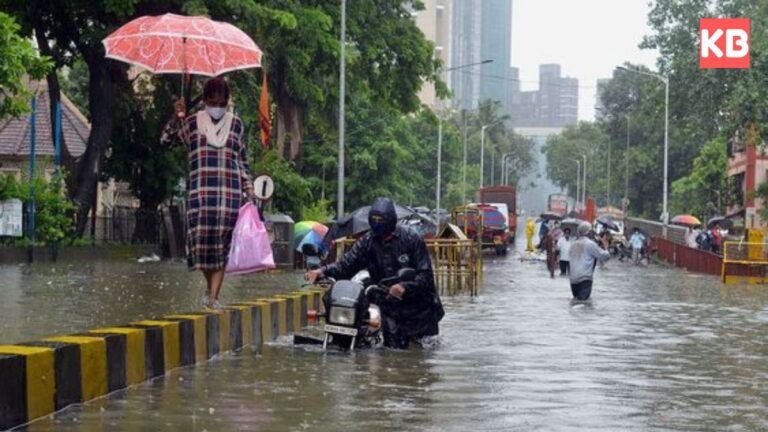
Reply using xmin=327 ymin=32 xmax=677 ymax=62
xmin=33 ymin=28 xmax=77 ymax=187
xmin=72 ymin=56 xmax=123 ymax=236
xmin=132 ymin=204 xmax=160 ymax=244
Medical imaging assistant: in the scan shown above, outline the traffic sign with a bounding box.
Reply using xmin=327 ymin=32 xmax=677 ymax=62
xmin=253 ymin=175 xmax=275 ymax=201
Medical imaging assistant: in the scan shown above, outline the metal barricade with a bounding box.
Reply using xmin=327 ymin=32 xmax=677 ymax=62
xmin=332 ymin=237 xmax=483 ymax=296
xmin=722 ymin=241 xmax=768 ymax=284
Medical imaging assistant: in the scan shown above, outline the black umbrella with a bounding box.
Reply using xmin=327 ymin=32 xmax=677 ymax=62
xmin=540 ymin=211 xmax=564 ymax=221
xmin=596 ymin=215 xmax=620 ymax=231
xmin=560 ymin=218 xmax=584 ymax=233
xmin=707 ymin=216 xmax=732 ymax=229
xmin=324 ymin=204 xmax=416 ymax=242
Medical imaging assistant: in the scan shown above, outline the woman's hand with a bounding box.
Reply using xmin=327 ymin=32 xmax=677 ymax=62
xmin=174 ymin=97 xmax=186 ymax=119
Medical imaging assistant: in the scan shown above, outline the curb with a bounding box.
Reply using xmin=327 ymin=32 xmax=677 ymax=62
xmin=0 ymin=288 xmax=325 ymax=431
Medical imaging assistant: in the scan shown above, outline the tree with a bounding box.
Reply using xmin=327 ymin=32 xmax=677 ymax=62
xmin=0 ymin=11 xmax=51 ymax=119
xmin=670 ymin=137 xmax=728 ymax=219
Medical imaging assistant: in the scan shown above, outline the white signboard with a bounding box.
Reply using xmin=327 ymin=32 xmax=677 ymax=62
xmin=253 ymin=175 xmax=275 ymax=201
xmin=0 ymin=199 xmax=23 ymax=237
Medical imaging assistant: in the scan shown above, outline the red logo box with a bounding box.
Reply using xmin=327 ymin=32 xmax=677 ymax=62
xmin=700 ymin=18 xmax=750 ymax=69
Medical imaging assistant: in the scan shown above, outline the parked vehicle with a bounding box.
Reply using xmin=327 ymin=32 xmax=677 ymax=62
xmin=452 ymin=204 xmax=509 ymax=256
xmin=476 ymin=186 xmax=517 ymax=244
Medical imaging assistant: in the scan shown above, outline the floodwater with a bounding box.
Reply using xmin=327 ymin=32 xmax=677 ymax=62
xmin=0 ymin=259 xmax=302 ymax=344
xmin=11 ymin=252 xmax=768 ymax=431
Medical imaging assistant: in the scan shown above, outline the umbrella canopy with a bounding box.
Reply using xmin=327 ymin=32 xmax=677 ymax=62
xmin=560 ymin=218 xmax=584 ymax=234
xmin=707 ymin=216 xmax=732 ymax=229
xmin=296 ymin=230 xmax=326 ymax=254
xmin=293 ymin=221 xmax=328 ymax=247
xmin=671 ymin=214 xmax=702 ymax=227
xmin=102 ymin=13 xmax=262 ymax=76
xmin=324 ymin=204 xmax=416 ymax=242
xmin=596 ymin=214 xmax=620 ymax=231
xmin=540 ymin=211 xmax=564 ymax=221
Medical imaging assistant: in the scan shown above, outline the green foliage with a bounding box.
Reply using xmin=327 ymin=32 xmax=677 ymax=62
xmin=253 ymin=149 xmax=311 ymax=219
xmin=0 ymin=11 xmax=52 ymax=119
xmin=0 ymin=173 xmax=75 ymax=244
xmin=670 ymin=138 xmax=728 ymax=218
xmin=301 ymin=198 xmax=333 ymax=223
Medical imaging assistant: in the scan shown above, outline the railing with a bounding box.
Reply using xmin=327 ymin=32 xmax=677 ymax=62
xmin=654 ymin=237 xmax=722 ymax=276
xmin=333 ymin=237 xmax=483 ymax=296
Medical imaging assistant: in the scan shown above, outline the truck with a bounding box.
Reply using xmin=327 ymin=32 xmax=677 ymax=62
xmin=475 ymin=186 xmax=517 ymax=245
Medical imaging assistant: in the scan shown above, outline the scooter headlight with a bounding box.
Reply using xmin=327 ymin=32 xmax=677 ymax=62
xmin=329 ymin=306 xmax=356 ymax=325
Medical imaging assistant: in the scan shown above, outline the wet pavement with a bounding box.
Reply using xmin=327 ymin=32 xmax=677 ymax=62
xmin=10 ymin=250 xmax=768 ymax=431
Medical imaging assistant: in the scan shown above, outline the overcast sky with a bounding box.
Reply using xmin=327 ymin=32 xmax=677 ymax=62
xmin=511 ymin=0 xmax=660 ymax=122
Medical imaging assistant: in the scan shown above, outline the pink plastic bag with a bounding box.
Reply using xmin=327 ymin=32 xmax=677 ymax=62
xmin=226 ymin=202 xmax=275 ymax=275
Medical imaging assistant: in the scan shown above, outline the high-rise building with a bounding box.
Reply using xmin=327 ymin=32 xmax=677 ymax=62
xmin=449 ymin=0 xmax=482 ymax=110
xmin=510 ymin=64 xmax=579 ymax=127
xmin=413 ymin=0 xmax=452 ymax=108
xmin=595 ymin=78 xmax=611 ymax=118
xmin=479 ymin=0 xmax=513 ymax=113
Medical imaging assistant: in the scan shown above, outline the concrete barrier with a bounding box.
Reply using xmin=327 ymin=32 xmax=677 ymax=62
xmin=0 ymin=290 xmax=318 ymax=430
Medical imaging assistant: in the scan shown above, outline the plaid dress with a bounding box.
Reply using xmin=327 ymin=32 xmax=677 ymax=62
xmin=163 ymin=113 xmax=254 ymax=270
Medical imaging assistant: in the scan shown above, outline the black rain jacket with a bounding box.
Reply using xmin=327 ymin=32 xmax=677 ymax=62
xmin=322 ymin=226 xmax=444 ymax=338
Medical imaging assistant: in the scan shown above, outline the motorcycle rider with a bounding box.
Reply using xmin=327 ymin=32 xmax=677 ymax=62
xmin=305 ymin=197 xmax=444 ymax=349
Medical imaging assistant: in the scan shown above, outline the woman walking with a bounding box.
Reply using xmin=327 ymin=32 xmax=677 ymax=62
xmin=162 ymin=76 xmax=255 ymax=309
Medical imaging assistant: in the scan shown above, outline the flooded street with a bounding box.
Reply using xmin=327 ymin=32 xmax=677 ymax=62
xmin=0 ymin=259 xmax=302 ymax=344
xmin=12 ymin=251 xmax=768 ymax=431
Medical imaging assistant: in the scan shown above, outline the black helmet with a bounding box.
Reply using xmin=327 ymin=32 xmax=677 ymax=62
xmin=368 ymin=197 xmax=397 ymax=238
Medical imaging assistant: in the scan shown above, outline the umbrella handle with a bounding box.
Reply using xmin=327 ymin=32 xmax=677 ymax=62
xmin=180 ymin=36 xmax=187 ymax=99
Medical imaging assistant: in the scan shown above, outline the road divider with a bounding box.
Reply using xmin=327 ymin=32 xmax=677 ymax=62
xmin=0 ymin=289 xmax=319 ymax=431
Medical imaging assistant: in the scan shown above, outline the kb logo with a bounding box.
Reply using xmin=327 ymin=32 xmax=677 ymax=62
xmin=700 ymin=18 xmax=750 ymax=68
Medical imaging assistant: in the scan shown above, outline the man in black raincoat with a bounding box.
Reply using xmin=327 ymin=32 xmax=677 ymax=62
xmin=305 ymin=197 xmax=444 ymax=348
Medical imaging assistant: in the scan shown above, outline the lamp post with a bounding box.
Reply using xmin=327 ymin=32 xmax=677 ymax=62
xmin=617 ymin=65 xmax=669 ymax=236
xmin=500 ymin=153 xmax=511 ymax=185
xmin=581 ymin=154 xmax=587 ymax=212
xmin=624 ymin=114 xmax=630 ymax=211
xmin=575 ymin=160 xmax=581 ymax=211
xmin=480 ymin=120 xmax=502 ymax=189
xmin=456 ymin=59 xmax=494 ymax=206
xmin=435 ymin=59 xmax=493 ymax=222
xmin=337 ymin=0 xmax=347 ymax=218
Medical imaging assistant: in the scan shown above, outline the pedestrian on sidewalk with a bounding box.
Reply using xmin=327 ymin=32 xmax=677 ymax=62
xmin=569 ymin=222 xmax=610 ymax=301
xmin=556 ymin=228 xmax=572 ymax=276
xmin=162 ymin=77 xmax=255 ymax=309
xmin=628 ymin=228 xmax=646 ymax=265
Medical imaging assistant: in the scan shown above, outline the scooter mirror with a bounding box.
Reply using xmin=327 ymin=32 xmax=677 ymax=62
xmin=397 ymin=267 xmax=416 ymax=282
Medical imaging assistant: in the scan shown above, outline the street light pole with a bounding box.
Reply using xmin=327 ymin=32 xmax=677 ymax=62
xmin=575 ymin=160 xmax=580 ymax=212
xmin=624 ymin=114 xmax=630 ymax=209
xmin=462 ymin=110 xmax=468 ymax=206
xmin=479 ymin=121 xmax=501 ymax=189
xmin=337 ymin=0 xmax=347 ymax=218
xmin=616 ymin=65 xmax=670 ymax=236
xmin=438 ymin=59 xmax=493 ymax=212
xmin=607 ymin=137 xmax=611 ymax=207
xmin=500 ymin=153 xmax=511 ymax=185
xmin=436 ymin=118 xmax=443 ymax=222
xmin=582 ymin=154 xmax=587 ymax=211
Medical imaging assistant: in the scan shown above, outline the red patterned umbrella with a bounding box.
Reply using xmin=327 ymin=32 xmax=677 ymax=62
xmin=102 ymin=13 xmax=262 ymax=76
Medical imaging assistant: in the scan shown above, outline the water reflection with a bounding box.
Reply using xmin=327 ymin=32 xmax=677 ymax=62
xmin=16 ymin=255 xmax=768 ymax=431
xmin=0 ymin=259 xmax=302 ymax=344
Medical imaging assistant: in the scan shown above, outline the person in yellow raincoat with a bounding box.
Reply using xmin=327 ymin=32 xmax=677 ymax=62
xmin=526 ymin=217 xmax=536 ymax=252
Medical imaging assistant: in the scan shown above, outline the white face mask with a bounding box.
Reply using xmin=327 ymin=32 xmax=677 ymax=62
xmin=205 ymin=105 xmax=227 ymax=120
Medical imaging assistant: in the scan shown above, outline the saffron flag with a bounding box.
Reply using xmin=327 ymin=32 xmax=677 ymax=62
xmin=258 ymin=71 xmax=271 ymax=149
